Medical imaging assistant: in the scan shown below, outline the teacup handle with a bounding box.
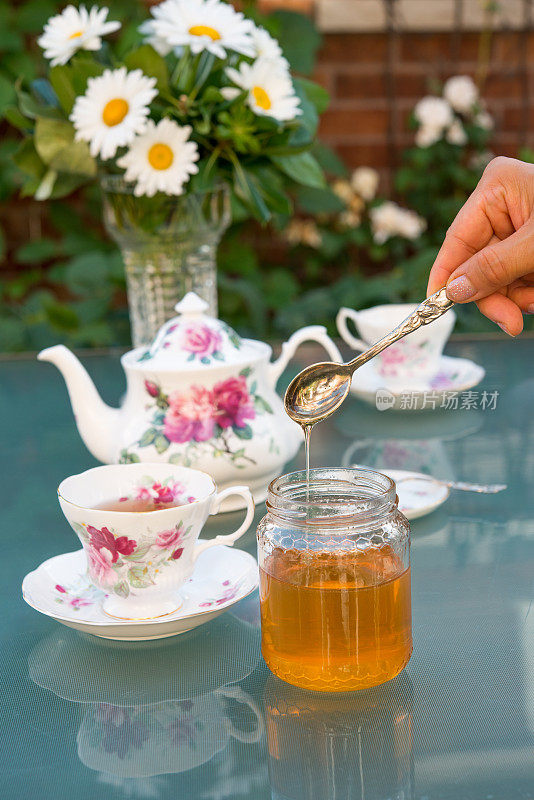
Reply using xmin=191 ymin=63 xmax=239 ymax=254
xmin=336 ymin=307 xmax=367 ymax=351
xmin=193 ymin=486 xmax=255 ymax=559
xmin=216 ymin=686 xmax=265 ymax=744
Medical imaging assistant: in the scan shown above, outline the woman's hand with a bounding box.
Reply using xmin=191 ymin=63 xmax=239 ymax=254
xmin=427 ymin=156 xmax=534 ymax=335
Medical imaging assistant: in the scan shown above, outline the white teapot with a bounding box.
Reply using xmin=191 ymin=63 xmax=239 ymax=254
xmin=38 ymin=293 xmax=341 ymax=509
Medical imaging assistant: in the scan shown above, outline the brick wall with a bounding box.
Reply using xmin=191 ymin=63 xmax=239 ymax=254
xmin=314 ymin=30 xmax=533 ymax=181
xmin=259 ymin=0 xmax=534 ymax=182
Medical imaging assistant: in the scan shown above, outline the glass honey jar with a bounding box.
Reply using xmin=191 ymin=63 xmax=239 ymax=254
xmin=257 ymin=468 xmax=412 ymax=692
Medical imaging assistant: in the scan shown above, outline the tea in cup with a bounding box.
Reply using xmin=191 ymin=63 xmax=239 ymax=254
xmin=337 ymin=303 xmax=456 ymax=386
xmin=58 ymin=463 xmax=254 ymax=620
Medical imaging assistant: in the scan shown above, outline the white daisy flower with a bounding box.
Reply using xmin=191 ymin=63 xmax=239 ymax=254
xmin=148 ymin=0 xmax=255 ymax=60
xmin=251 ymin=26 xmax=288 ymax=66
xmin=38 ymin=5 xmax=120 ymax=66
xmin=70 ymin=67 xmax=157 ymax=160
xmin=138 ymin=19 xmax=173 ymax=57
xmin=226 ymin=58 xmax=301 ymax=122
xmin=117 ymin=118 xmax=199 ymax=197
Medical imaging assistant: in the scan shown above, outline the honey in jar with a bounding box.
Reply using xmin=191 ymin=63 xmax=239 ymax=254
xmin=257 ymin=468 xmax=412 ymax=692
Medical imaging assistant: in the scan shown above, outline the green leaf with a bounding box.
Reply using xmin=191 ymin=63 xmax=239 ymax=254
xmin=128 ymin=566 xmax=153 ymax=589
xmin=34 ymin=117 xmax=96 ymax=176
xmin=239 ymin=366 xmax=252 ymax=378
xmin=138 ymin=428 xmax=158 ymax=447
xmin=271 ymin=152 xmax=325 ymax=189
xmin=16 ymin=238 xmax=59 ymax=263
xmin=18 ymin=90 xmax=60 ymax=120
xmin=295 ymin=185 xmax=345 ymax=214
xmin=127 ymin=543 xmax=152 ymax=560
xmin=13 ymin=140 xmax=46 ymax=180
xmin=254 ymin=395 xmax=274 ymax=414
xmin=270 ymin=10 xmax=321 ymax=75
xmin=294 ymin=77 xmax=329 ymax=114
xmin=4 ymin=106 xmax=31 ymax=131
xmin=125 ymin=45 xmax=168 ymax=91
xmin=114 ymin=581 xmax=130 ymax=599
xmin=232 ymin=162 xmax=271 ymax=223
xmin=154 ymin=432 xmax=170 ymax=454
xmin=233 ymin=424 xmax=253 ymax=440
xmin=168 ymin=453 xmax=185 ymax=465
xmin=49 ymin=65 xmax=76 ymax=114
xmin=0 ymin=73 xmax=15 ymax=114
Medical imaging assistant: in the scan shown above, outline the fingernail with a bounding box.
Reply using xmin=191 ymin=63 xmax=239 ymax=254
xmin=446 ymin=275 xmax=476 ymax=302
xmin=527 ymin=304 xmax=534 ymax=314
xmin=497 ymin=322 xmax=515 ymax=337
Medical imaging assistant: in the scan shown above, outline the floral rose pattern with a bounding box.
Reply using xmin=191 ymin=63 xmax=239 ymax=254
xmin=120 ymin=367 xmax=274 ymax=467
xmin=378 ymin=341 xmax=430 ymax=377
xmin=182 ymin=323 xmax=223 ymax=363
xmin=136 ymin=319 xmax=242 ymax=364
xmin=70 ymin=519 xmax=192 ymax=597
xmin=118 ymin=476 xmax=196 ymax=507
xmin=198 ymin=578 xmax=244 ymax=609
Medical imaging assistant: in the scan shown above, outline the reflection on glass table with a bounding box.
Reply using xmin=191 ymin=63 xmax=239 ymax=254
xmin=28 ymin=614 xmax=266 ymax=796
xmin=264 ymin=672 xmax=414 ymax=800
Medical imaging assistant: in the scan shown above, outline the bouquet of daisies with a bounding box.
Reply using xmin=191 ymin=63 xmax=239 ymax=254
xmin=11 ymin=0 xmax=328 ymax=221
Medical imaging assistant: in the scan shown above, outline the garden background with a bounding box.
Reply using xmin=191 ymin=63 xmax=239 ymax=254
xmin=2 ymin=0 xmax=534 ymax=350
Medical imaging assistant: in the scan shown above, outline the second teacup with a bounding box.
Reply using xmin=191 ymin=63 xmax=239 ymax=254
xmin=58 ymin=463 xmax=254 ymax=620
xmin=337 ymin=303 xmax=456 ymax=386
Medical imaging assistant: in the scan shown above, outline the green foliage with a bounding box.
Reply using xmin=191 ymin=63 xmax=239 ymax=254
xmin=1 ymin=1 xmax=531 ymax=350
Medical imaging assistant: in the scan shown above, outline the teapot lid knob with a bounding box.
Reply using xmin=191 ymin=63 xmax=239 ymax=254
xmin=174 ymin=292 xmax=209 ymax=317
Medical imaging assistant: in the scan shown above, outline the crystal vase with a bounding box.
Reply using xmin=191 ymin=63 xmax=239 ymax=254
xmin=101 ymin=177 xmax=230 ymax=348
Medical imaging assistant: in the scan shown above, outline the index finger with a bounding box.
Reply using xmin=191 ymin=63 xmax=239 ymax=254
xmin=426 ymin=187 xmax=499 ymax=296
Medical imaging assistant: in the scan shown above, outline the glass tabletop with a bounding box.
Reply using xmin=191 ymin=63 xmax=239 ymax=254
xmin=2 ymin=336 xmax=533 ymax=800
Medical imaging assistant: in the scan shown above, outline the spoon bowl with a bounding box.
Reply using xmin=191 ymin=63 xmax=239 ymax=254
xmin=284 ymin=362 xmax=352 ymax=425
xmin=284 ymin=288 xmax=455 ymax=427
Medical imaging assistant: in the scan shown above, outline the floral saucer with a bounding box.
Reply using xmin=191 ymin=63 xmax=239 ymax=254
xmin=350 ymin=355 xmax=485 ymax=411
xmin=22 ymin=544 xmax=258 ymax=641
xmin=381 ymin=468 xmax=450 ymax=520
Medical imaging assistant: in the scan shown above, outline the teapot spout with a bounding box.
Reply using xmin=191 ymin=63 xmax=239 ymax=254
xmin=38 ymin=345 xmax=121 ymax=464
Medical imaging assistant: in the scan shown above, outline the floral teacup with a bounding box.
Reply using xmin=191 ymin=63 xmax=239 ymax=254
xmin=336 ymin=303 xmax=456 ymax=387
xmin=58 ymin=463 xmax=254 ymax=620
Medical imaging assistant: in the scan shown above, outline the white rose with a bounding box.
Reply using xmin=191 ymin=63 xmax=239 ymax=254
xmin=475 ymin=110 xmax=494 ymax=130
xmin=415 ymin=124 xmax=442 ymax=148
xmin=350 ymin=166 xmax=379 ymax=201
xmin=370 ymin=202 xmax=425 ymax=244
xmin=414 ymin=96 xmax=453 ymax=130
xmin=443 ymin=75 xmax=478 ymax=114
xmin=446 ymin=119 xmax=468 ymax=146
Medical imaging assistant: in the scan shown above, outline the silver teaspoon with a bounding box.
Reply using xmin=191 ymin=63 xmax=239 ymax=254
xmin=284 ymin=287 xmax=455 ymax=425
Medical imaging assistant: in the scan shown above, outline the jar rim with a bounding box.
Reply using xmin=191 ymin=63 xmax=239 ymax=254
xmin=267 ymin=467 xmax=398 ymax=529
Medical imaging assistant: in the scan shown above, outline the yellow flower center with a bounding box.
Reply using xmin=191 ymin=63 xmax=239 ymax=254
xmin=252 ymin=86 xmax=271 ymax=110
xmin=188 ymin=24 xmax=221 ymax=40
xmin=102 ymin=98 xmax=129 ymax=127
xmin=69 ymin=30 xmax=83 ymax=39
xmin=148 ymin=143 xmax=174 ymax=171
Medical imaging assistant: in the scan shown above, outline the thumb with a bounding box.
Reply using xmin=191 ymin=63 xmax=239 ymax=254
xmin=445 ymin=223 xmax=533 ymax=303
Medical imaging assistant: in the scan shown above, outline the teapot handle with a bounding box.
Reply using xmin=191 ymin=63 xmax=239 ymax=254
xmin=216 ymin=686 xmax=265 ymax=744
xmin=268 ymin=325 xmax=342 ymax=389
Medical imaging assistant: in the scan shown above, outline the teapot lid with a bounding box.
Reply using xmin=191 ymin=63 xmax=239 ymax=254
xmin=134 ymin=292 xmax=258 ymax=369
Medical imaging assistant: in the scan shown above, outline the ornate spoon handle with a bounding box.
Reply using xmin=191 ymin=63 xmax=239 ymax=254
xmin=347 ymin=288 xmax=455 ymax=373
